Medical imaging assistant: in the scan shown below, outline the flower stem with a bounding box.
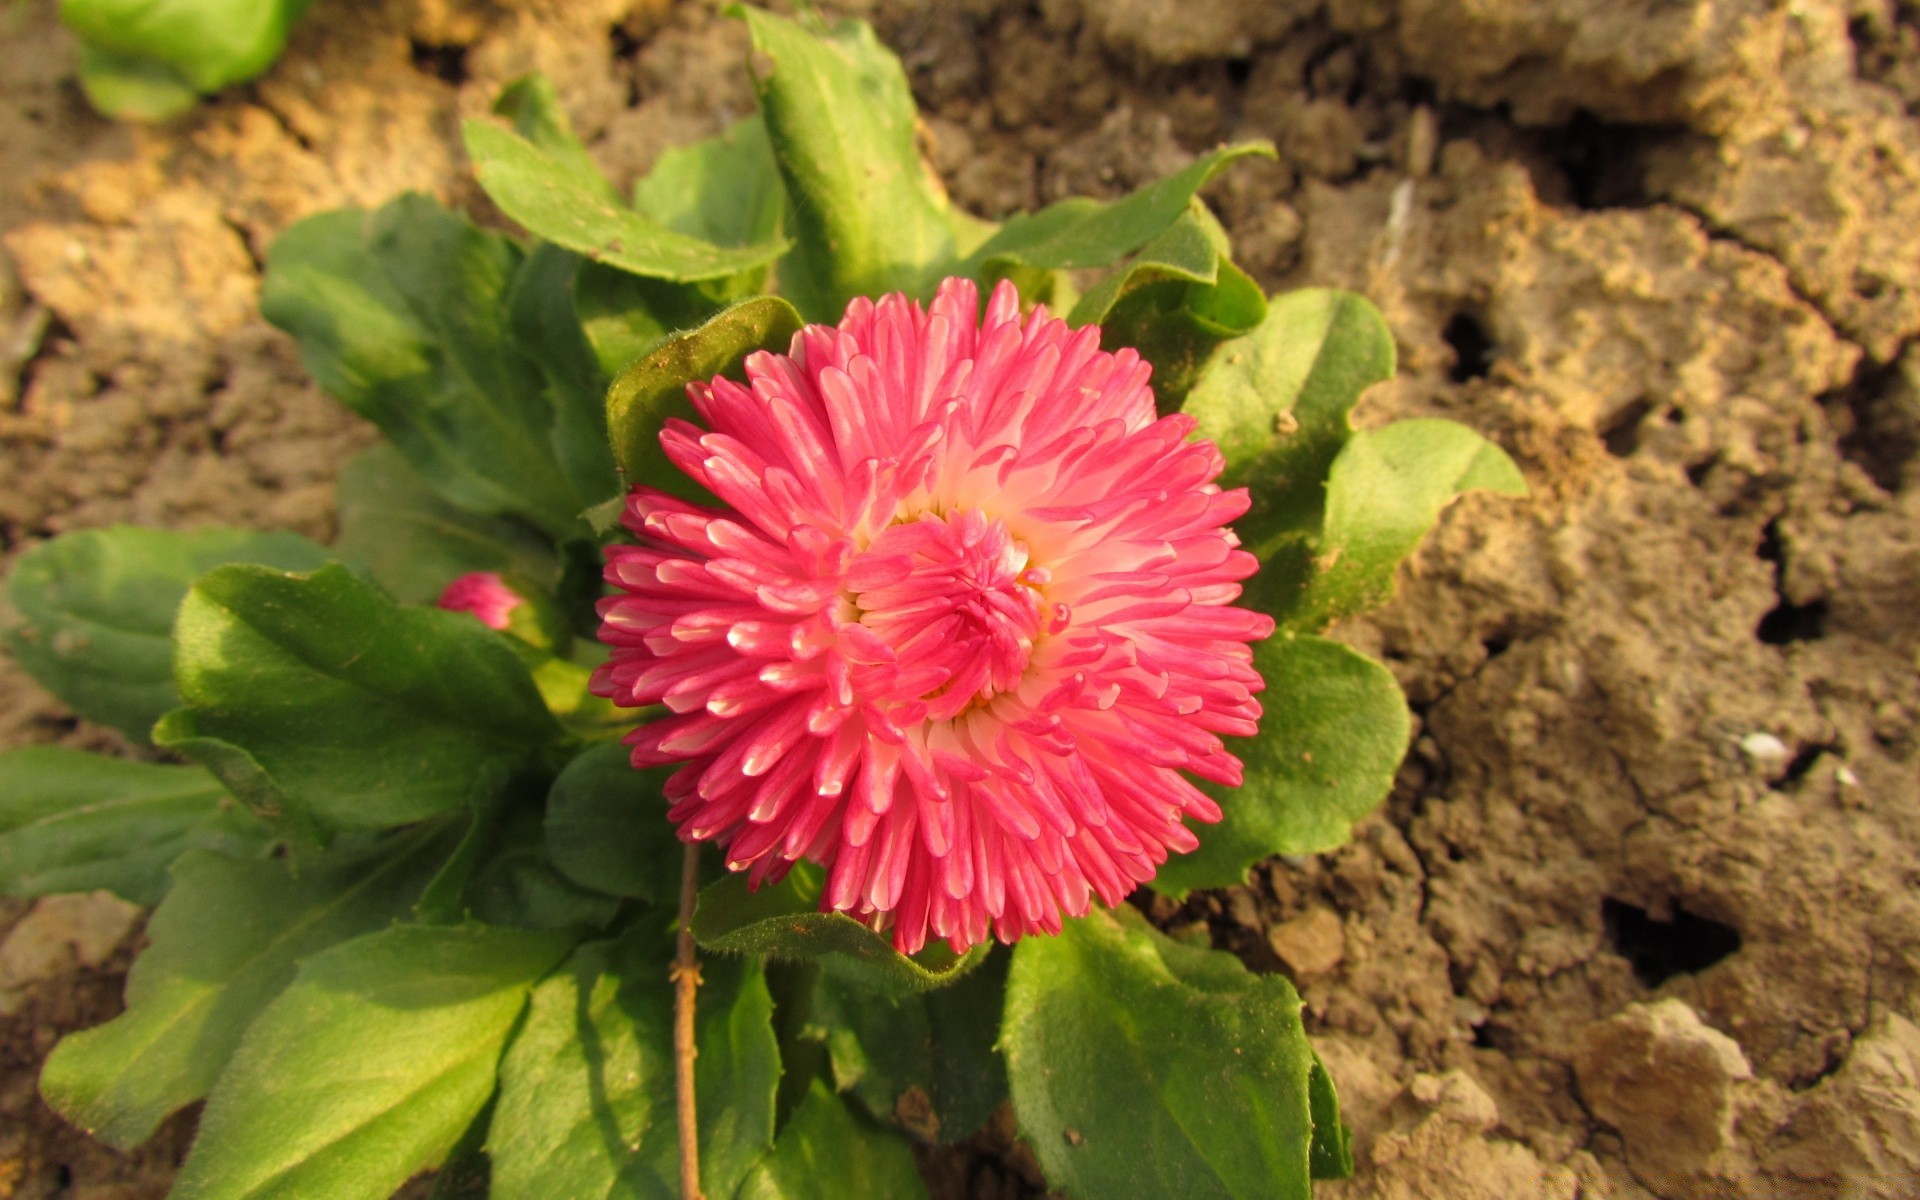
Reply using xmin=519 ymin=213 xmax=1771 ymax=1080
xmin=673 ymin=840 xmax=704 ymax=1200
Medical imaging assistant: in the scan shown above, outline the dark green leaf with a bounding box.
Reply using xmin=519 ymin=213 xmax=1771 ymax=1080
xmin=544 ymin=741 xmax=681 ymax=903
xmin=1003 ymin=905 xmax=1317 ymax=1200
xmin=332 ymin=445 xmax=560 ymax=606
xmin=465 ymin=805 xmax=623 ymax=932
xmin=964 ymin=142 xmax=1274 ymax=275
xmin=39 ymin=824 xmax=455 ymax=1149
xmin=168 ymin=923 xmax=572 ymax=1200
xmin=735 ymin=1079 xmax=930 ymax=1200
xmin=2 ymin=525 xmax=329 ymax=742
xmin=488 ymin=916 xmax=779 ymax=1200
xmin=506 ymin=243 xmax=623 ymax=509
xmin=261 ymin=199 xmax=585 ymax=538
xmin=463 ymin=118 xmax=788 ymax=284
xmin=808 ymin=946 xmax=1009 ymax=1144
xmin=1308 ymin=1056 xmax=1355 ymax=1180
xmin=633 ymin=116 xmax=787 ymax=252
xmin=692 ymin=862 xmax=986 ymax=992
xmin=734 ymin=7 xmax=987 ymax=319
xmin=1182 ymin=288 xmax=1396 ymax=550
xmin=0 ymin=747 xmax=268 ymax=905
xmin=1152 ymin=635 xmax=1409 ymax=898
xmin=61 ymin=0 xmax=312 ymax=100
xmin=1257 ymin=419 xmax=1527 ymax=628
xmin=154 ymin=563 xmax=562 ymax=835
xmin=605 ymin=295 xmax=803 ymax=497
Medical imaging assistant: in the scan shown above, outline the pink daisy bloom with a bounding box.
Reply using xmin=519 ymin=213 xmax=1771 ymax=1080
xmin=592 ymin=278 xmax=1274 ymax=954
xmin=438 ymin=571 xmax=523 ymax=630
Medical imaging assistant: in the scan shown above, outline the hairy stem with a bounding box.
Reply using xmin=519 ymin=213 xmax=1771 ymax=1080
xmin=673 ymin=840 xmax=704 ymax=1200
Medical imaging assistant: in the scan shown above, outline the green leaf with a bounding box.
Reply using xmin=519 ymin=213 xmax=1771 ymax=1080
xmin=1308 ymin=1056 xmax=1355 ymax=1180
xmin=464 ymin=117 xmax=788 ymax=286
xmin=692 ymin=863 xmax=986 ymax=992
xmin=464 ymin=804 xmax=622 ymax=932
xmin=39 ymin=824 xmax=455 ymax=1149
xmin=489 ymin=916 xmax=779 ymax=1200
xmin=1260 ymin=419 xmax=1528 ymax=628
xmin=544 ymin=741 xmax=681 ymax=903
xmin=807 ymin=946 xmax=1009 ymax=1144
xmin=605 ymin=295 xmax=804 ymax=497
xmin=2 ymin=525 xmax=330 ymax=742
xmin=964 ymin=142 xmax=1274 ymax=275
xmin=0 ymin=747 xmax=268 ymax=905
xmin=332 ymin=445 xmax=560 ymax=606
xmin=505 ymin=243 xmax=623 ymax=509
xmin=73 ymin=41 xmax=197 ymax=121
xmin=1152 ymin=635 xmax=1409 ymax=897
xmin=736 ymin=1079 xmax=930 ymax=1200
xmin=633 ymin=116 xmax=787 ymax=252
xmin=1182 ymin=288 xmax=1396 ymax=549
xmin=154 ymin=563 xmax=563 ymax=835
xmin=734 ymin=7 xmax=981 ymax=319
xmin=575 ymin=261 xmax=730 ymax=379
xmin=60 ymin=0 xmax=312 ymax=99
xmin=490 ymin=74 xmax=620 ymax=206
xmin=261 ymin=198 xmax=586 ymax=538
xmin=168 ymin=923 xmax=572 ymax=1200
xmin=1003 ymin=905 xmax=1318 ymax=1200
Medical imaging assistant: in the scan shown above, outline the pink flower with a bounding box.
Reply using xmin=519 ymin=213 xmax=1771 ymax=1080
xmin=592 ymin=278 xmax=1273 ymax=953
xmin=438 ymin=572 xmax=522 ymax=630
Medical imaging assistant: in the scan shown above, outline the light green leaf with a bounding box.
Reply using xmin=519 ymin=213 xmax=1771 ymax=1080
xmin=1152 ymin=635 xmax=1410 ymax=898
xmin=489 ymin=916 xmax=779 ymax=1200
xmin=73 ymin=42 xmax=197 ymax=121
xmin=2 ymin=525 xmax=330 ymax=742
xmin=261 ymin=198 xmax=586 ymax=538
xmin=734 ymin=7 xmax=980 ymax=319
xmin=575 ymin=261 xmax=729 ymax=379
xmin=736 ymin=1079 xmax=930 ymax=1200
xmin=490 ymin=74 xmax=620 ymax=206
xmin=332 ymin=445 xmax=560 ymax=606
xmin=464 ymin=119 xmax=788 ymax=285
xmin=0 ymin=747 xmax=268 ymax=905
xmin=1182 ymin=288 xmax=1396 ymax=549
xmin=154 ymin=563 xmax=562 ymax=835
xmin=692 ymin=863 xmax=986 ymax=992
xmin=1250 ymin=419 xmax=1527 ymax=628
xmin=633 ymin=116 xmax=787 ymax=252
xmin=60 ymin=0 xmax=312 ymax=106
xmin=965 ymin=142 xmax=1274 ymax=275
xmin=39 ymin=824 xmax=455 ymax=1149
xmin=807 ymin=946 xmax=1009 ymax=1144
xmin=605 ymin=295 xmax=804 ymax=498
xmin=544 ymin=742 xmax=681 ymax=903
xmin=168 ymin=923 xmax=572 ymax=1200
xmin=1003 ymin=905 xmax=1319 ymax=1200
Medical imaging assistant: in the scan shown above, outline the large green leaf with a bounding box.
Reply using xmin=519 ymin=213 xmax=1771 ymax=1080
xmin=964 ymin=142 xmax=1274 ymax=276
xmin=807 ymin=946 xmax=1009 ymax=1144
xmin=488 ymin=917 xmax=779 ymax=1200
xmin=633 ymin=116 xmax=787 ymax=252
xmin=261 ymin=199 xmax=585 ymax=538
xmin=490 ymin=74 xmax=620 ymax=205
xmin=168 ymin=923 xmax=572 ymax=1200
xmin=154 ymin=563 xmax=562 ymax=835
xmin=60 ymin=0 xmax=312 ymax=103
xmin=39 ymin=824 xmax=455 ymax=1149
xmin=463 ymin=804 xmax=622 ymax=933
xmin=464 ymin=94 xmax=788 ymax=285
xmin=544 ymin=742 xmax=682 ymax=904
xmin=605 ymin=295 xmax=804 ymax=498
xmin=1182 ymin=288 xmax=1396 ymax=550
xmin=691 ymin=863 xmax=985 ymax=992
xmin=332 ymin=445 xmax=560 ymax=607
xmin=1255 ymin=419 xmax=1528 ymax=628
xmin=1152 ymin=635 xmax=1410 ymax=898
xmin=735 ymin=1079 xmax=930 ymax=1200
xmin=735 ymin=7 xmax=986 ymax=319
xmin=0 ymin=747 xmax=268 ymax=905
xmin=1003 ymin=906 xmax=1321 ymax=1200
xmin=2 ymin=526 xmax=330 ymax=742
xmin=505 ymin=243 xmax=623 ymax=510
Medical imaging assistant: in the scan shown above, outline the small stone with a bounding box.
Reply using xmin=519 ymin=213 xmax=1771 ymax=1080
xmin=0 ymin=892 xmax=142 ymax=1016
xmin=1574 ymin=999 xmax=1752 ymax=1184
xmin=1738 ymin=732 xmax=1790 ymax=762
xmin=1267 ymin=906 xmax=1345 ymax=976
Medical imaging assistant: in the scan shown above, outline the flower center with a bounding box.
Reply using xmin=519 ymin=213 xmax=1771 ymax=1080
xmin=848 ymin=509 xmax=1063 ymax=720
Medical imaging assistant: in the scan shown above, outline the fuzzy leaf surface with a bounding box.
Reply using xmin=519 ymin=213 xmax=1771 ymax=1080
xmin=154 ymin=563 xmax=561 ymax=834
xmin=1003 ymin=906 xmax=1319 ymax=1200
xmin=39 ymin=825 xmax=454 ymax=1149
xmin=488 ymin=916 xmax=779 ymax=1200
xmin=0 ymin=748 xmax=267 ymax=905
xmin=735 ymin=1079 xmax=930 ymax=1200
xmin=1152 ymin=635 xmax=1410 ymax=897
xmin=543 ymin=742 xmax=681 ymax=903
xmin=168 ymin=923 xmax=571 ymax=1200
xmin=2 ymin=526 xmax=329 ymax=742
